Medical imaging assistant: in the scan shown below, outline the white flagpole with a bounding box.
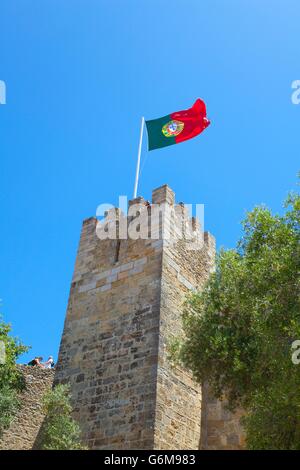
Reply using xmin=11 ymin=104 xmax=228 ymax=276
xmin=133 ymin=116 xmax=145 ymax=199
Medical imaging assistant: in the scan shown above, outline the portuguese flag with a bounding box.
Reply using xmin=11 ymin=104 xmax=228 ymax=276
xmin=145 ymin=99 xmax=210 ymax=151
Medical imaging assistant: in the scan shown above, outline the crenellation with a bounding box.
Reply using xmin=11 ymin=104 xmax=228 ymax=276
xmin=152 ymin=184 xmax=175 ymax=205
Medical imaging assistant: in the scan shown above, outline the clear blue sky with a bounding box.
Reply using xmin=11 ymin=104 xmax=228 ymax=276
xmin=0 ymin=1 xmax=299 ymax=363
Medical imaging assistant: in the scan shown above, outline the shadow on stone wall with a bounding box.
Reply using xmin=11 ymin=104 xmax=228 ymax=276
xmin=200 ymin=383 xmax=246 ymax=450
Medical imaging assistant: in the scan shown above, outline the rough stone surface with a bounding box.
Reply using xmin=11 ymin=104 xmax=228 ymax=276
xmin=200 ymin=384 xmax=246 ymax=450
xmin=54 ymin=184 xmax=245 ymax=450
xmin=0 ymin=365 xmax=54 ymax=450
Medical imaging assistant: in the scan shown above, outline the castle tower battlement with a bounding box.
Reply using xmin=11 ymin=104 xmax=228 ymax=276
xmin=54 ymin=184 xmax=244 ymax=450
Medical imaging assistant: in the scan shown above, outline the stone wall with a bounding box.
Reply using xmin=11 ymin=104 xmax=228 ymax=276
xmin=54 ymin=216 xmax=163 ymax=449
xmin=200 ymin=384 xmax=245 ymax=449
xmin=54 ymin=184 xmax=247 ymax=450
xmin=54 ymin=185 xmax=214 ymax=449
xmin=152 ymin=187 xmax=216 ymax=449
xmin=0 ymin=366 xmax=54 ymax=450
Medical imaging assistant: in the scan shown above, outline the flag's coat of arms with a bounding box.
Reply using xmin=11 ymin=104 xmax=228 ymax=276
xmin=145 ymin=99 xmax=210 ymax=150
xmin=162 ymin=120 xmax=184 ymax=138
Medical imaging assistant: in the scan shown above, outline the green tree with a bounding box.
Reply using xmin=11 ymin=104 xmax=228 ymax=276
xmin=0 ymin=386 xmax=20 ymax=433
xmin=38 ymin=384 xmax=86 ymax=450
xmin=171 ymin=185 xmax=300 ymax=449
xmin=0 ymin=318 xmax=28 ymax=437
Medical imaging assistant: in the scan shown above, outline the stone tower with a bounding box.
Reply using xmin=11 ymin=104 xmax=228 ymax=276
xmin=55 ymin=184 xmax=244 ymax=450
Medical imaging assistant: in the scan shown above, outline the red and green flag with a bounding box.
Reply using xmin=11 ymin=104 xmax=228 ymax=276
xmin=145 ymin=99 xmax=210 ymax=151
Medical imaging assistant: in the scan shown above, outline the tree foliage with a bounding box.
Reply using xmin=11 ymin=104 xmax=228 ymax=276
xmin=0 ymin=385 xmax=20 ymax=433
xmin=0 ymin=318 xmax=28 ymax=437
xmin=38 ymin=384 xmax=87 ymax=450
xmin=0 ymin=318 xmax=28 ymax=390
xmin=171 ymin=184 xmax=300 ymax=449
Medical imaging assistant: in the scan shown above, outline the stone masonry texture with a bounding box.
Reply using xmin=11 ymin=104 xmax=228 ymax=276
xmin=53 ymin=184 xmax=245 ymax=450
xmin=0 ymin=365 xmax=54 ymax=450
